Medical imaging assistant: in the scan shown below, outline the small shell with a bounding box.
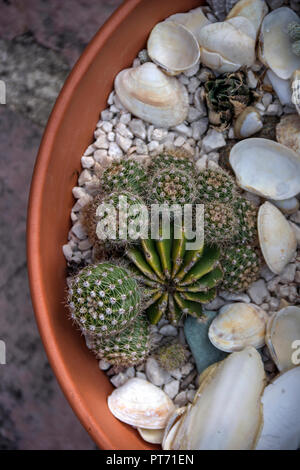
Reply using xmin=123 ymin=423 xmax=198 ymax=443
xmin=256 ymin=367 xmax=300 ymax=450
xmin=229 ymin=138 xmax=300 ymax=200
xmin=258 ymin=7 xmax=300 ymax=80
xmin=276 ymin=114 xmax=300 ymax=153
xmin=137 ymin=427 xmax=164 ymax=444
xmin=267 ymin=70 xmax=292 ymax=106
xmin=234 ymin=107 xmax=263 ymax=139
xmin=270 ymin=197 xmax=300 ymax=215
xmin=258 ymin=201 xmax=297 ymax=274
xmin=147 ymin=21 xmax=200 ymax=76
xmin=226 ymin=0 xmax=268 ymax=35
xmin=208 ymin=303 xmax=268 ymax=353
xmin=266 ymin=306 xmax=300 ymax=372
xmin=115 ymin=63 xmax=189 ymax=127
xmin=165 ymin=7 xmax=211 ymax=45
xmin=107 ymin=378 xmax=175 ymax=429
xmin=197 ymin=17 xmax=256 ymax=73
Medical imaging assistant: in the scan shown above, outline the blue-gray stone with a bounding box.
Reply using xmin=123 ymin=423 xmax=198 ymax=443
xmin=184 ymin=312 xmax=227 ymax=374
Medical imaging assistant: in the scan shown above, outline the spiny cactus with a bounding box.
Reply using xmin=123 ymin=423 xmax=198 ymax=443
xmin=149 ymin=149 xmax=195 ymax=173
xmin=127 ymin=223 xmax=223 ymax=325
xmin=147 ymin=167 xmax=197 ymax=205
xmin=204 ymin=202 xmax=239 ymax=245
xmin=155 ymin=341 xmax=188 ymax=371
xmin=221 ymin=246 xmax=261 ymax=292
xmin=233 ymin=196 xmax=258 ymax=245
xmin=288 ymin=22 xmax=300 ymax=41
xmin=99 ymin=159 xmax=147 ymax=196
xmin=81 ymin=190 xmax=147 ymax=247
xmin=67 ymin=263 xmax=142 ymax=337
xmin=197 ymin=168 xmax=236 ymax=203
xmin=89 ymin=314 xmax=151 ymax=367
xmin=292 ymin=40 xmax=300 ymax=56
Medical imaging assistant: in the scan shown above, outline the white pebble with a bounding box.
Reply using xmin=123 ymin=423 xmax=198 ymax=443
xmin=164 ymin=380 xmax=180 ymax=399
xmin=152 ymin=128 xmax=168 ymax=141
xmin=72 ymin=186 xmax=87 ymax=199
xmin=99 ymin=359 xmax=111 ymax=370
xmin=110 ymin=373 xmax=128 ymax=388
xmin=129 ymin=119 xmax=147 ymax=140
xmin=172 ymin=123 xmax=192 ymax=138
xmin=119 ymin=112 xmax=131 ymax=125
xmin=72 ymin=222 xmax=87 ymax=240
xmin=184 ymin=63 xmax=200 ymax=77
xmin=78 ymin=169 xmax=92 ymax=186
xmin=101 ymin=109 xmax=113 ymax=121
xmin=62 ymin=244 xmax=73 ymax=261
xmin=94 ymin=134 xmax=109 ymax=149
xmin=202 ymin=129 xmax=226 ymax=153
xmin=108 ymin=142 xmax=123 ymax=158
xmin=116 ymin=134 xmax=132 ymax=152
xmin=84 ymin=144 xmax=95 ymax=156
xmin=159 ymin=325 xmax=178 ymax=336
xmin=81 ymin=156 xmax=94 ymax=169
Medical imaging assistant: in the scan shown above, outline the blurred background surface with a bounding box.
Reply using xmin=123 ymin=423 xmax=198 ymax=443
xmin=0 ymin=0 xmax=123 ymax=450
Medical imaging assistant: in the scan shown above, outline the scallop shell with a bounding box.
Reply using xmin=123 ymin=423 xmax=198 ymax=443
xmin=234 ymin=107 xmax=263 ymax=139
xmin=226 ymin=0 xmax=268 ymax=35
xmin=229 ymin=138 xmax=300 ymax=200
xmin=163 ymin=347 xmax=266 ymax=450
xmin=147 ymin=21 xmax=200 ymax=76
xmin=276 ymin=114 xmax=300 ymax=154
xmin=256 ymin=367 xmax=300 ymax=450
xmin=208 ymin=303 xmax=268 ymax=353
xmin=258 ymin=7 xmax=300 ymax=80
xmin=107 ymin=378 xmax=175 ymax=429
xmin=197 ymin=17 xmax=256 ymax=73
xmin=114 ymin=62 xmax=189 ymax=127
xmin=165 ymin=7 xmax=211 ymax=45
xmin=137 ymin=427 xmax=164 ymax=444
xmin=266 ymin=306 xmax=300 ymax=372
xmin=258 ymin=201 xmax=297 ymax=275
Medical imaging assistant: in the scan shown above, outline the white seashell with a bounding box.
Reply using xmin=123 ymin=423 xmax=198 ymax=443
xmin=270 ymin=197 xmax=300 ymax=215
xmin=258 ymin=201 xmax=297 ymax=275
xmin=107 ymin=377 xmax=175 ymax=429
xmin=209 ymin=303 xmax=268 ymax=353
xmin=226 ymin=0 xmax=268 ymax=35
xmin=197 ymin=17 xmax=256 ymax=73
xmin=147 ymin=21 xmax=200 ymax=76
xmin=137 ymin=427 xmax=164 ymax=444
xmin=276 ymin=114 xmax=300 ymax=154
xmin=258 ymin=7 xmax=300 ymax=80
xmin=229 ymin=138 xmax=300 ymax=200
xmin=267 ymin=70 xmax=292 ymax=106
xmin=163 ymin=347 xmax=266 ymax=450
xmin=162 ymin=407 xmax=186 ymax=450
xmin=114 ymin=63 xmax=189 ymax=127
xmin=234 ymin=107 xmax=263 ymax=139
xmin=256 ymin=367 xmax=300 ymax=450
xmin=165 ymin=7 xmax=211 ymax=45
xmin=266 ymin=306 xmax=300 ymax=372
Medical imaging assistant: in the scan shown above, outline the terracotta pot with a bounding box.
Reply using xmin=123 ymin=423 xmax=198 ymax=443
xmin=27 ymin=0 xmax=202 ymax=450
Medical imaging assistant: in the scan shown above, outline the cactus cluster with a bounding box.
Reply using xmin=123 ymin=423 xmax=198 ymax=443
xmin=155 ymin=342 xmax=188 ymax=371
xmin=221 ymin=246 xmax=261 ymax=292
xmin=99 ymin=159 xmax=147 ymax=196
xmin=233 ymin=196 xmax=258 ymax=245
xmin=204 ymin=202 xmax=239 ymax=245
xmin=149 ymin=149 xmax=195 ymax=173
xmin=197 ymin=168 xmax=236 ymax=203
xmin=288 ymin=22 xmax=300 ymax=56
xmin=148 ymin=167 xmax=196 ymax=205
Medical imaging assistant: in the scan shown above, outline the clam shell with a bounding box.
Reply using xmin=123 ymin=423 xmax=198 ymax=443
xmin=114 ymin=63 xmax=189 ymax=127
xmin=198 ymin=17 xmax=256 ymax=73
xmin=229 ymin=138 xmax=300 ymax=200
xmin=163 ymin=347 xmax=266 ymax=450
xmin=107 ymin=378 xmax=175 ymax=429
xmin=258 ymin=202 xmax=297 ymax=275
xmin=147 ymin=21 xmax=200 ymax=76
xmin=259 ymin=7 xmax=300 ymax=80
xmin=226 ymin=0 xmax=268 ymax=35
xmin=234 ymin=107 xmax=263 ymax=139
xmin=137 ymin=427 xmax=164 ymax=444
xmin=276 ymin=114 xmax=300 ymax=154
xmin=270 ymin=197 xmax=300 ymax=215
xmin=266 ymin=306 xmax=300 ymax=372
xmin=165 ymin=7 xmax=211 ymax=45
xmin=267 ymin=70 xmax=292 ymax=106
xmin=208 ymin=303 xmax=268 ymax=353
xmin=256 ymin=367 xmax=300 ymax=450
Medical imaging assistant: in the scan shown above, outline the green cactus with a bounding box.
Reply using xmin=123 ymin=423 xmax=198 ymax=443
xmin=99 ymin=159 xmax=147 ymax=196
xmin=288 ymin=22 xmax=300 ymax=41
xmin=197 ymin=168 xmax=236 ymax=203
xmin=204 ymin=202 xmax=239 ymax=245
xmin=292 ymin=40 xmax=300 ymax=57
xmin=233 ymin=197 xmax=258 ymax=245
xmin=147 ymin=167 xmax=197 ymax=205
xmin=221 ymin=246 xmax=261 ymax=292
xmin=67 ymin=263 xmax=142 ymax=337
xmin=127 ymin=223 xmax=223 ymax=325
xmin=149 ymin=149 xmax=196 ymax=173
xmin=81 ymin=190 xmax=148 ymax=247
xmin=155 ymin=341 xmax=188 ymax=371
xmin=89 ymin=314 xmax=151 ymax=367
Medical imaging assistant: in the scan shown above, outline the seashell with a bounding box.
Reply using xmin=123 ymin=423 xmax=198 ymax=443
xmin=256 ymin=367 xmax=300 ymax=450
xmin=234 ymin=106 xmax=263 ymax=139
xmin=226 ymin=0 xmax=268 ymax=35
xmin=258 ymin=201 xmax=297 ymax=275
xmin=147 ymin=21 xmax=200 ymax=76
xmin=267 ymin=70 xmax=292 ymax=106
xmin=137 ymin=427 xmax=164 ymax=444
xmin=291 ymin=69 xmax=300 ymax=115
xmin=276 ymin=114 xmax=300 ymax=154
xmin=197 ymin=17 xmax=256 ymax=73
xmin=114 ymin=63 xmax=189 ymax=127
xmin=162 ymin=407 xmax=186 ymax=450
xmin=165 ymin=7 xmax=211 ymax=45
xmin=163 ymin=347 xmax=266 ymax=450
xmin=107 ymin=377 xmax=175 ymax=429
xmin=270 ymin=197 xmax=300 ymax=215
xmin=229 ymin=138 xmax=300 ymax=200
xmin=206 ymin=0 xmax=239 ymax=21
xmin=258 ymin=7 xmax=300 ymax=80
xmin=265 ymin=306 xmax=300 ymax=372
xmin=209 ymin=303 xmax=268 ymax=353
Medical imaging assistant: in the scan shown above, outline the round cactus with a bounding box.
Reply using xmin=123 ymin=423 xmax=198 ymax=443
xmin=99 ymin=159 xmax=147 ymax=196
xmin=89 ymin=314 xmax=151 ymax=367
xmin=81 ymin=190 xmax=148 ymax=247
xmin=204 ymin=202 xmax=239 ymax=245
xmin=67 ymin=263 xmax=142 ymax=337
xmin=292 ymin=40 xmax=300 ymax=57
xmin=155 ymin=342 xmax=188 ymax=371
xmin=149 ymin=149 xmax=195 ymax=173
xmin=197 ymin=168 xmax=236 ymax=203
xmin=233 ymin=196 xmax=258 ymax=245
xmin=221 ymin=246 xmax=261 ymax=292
xmin=147 ymin=167 xmax=197 ymax=205
xmin=288 ymin=22 xmax=300 ymax=41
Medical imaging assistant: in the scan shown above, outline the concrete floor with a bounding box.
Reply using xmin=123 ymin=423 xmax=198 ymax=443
xmin=0 ymin=0 xmax=123 ymax=450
